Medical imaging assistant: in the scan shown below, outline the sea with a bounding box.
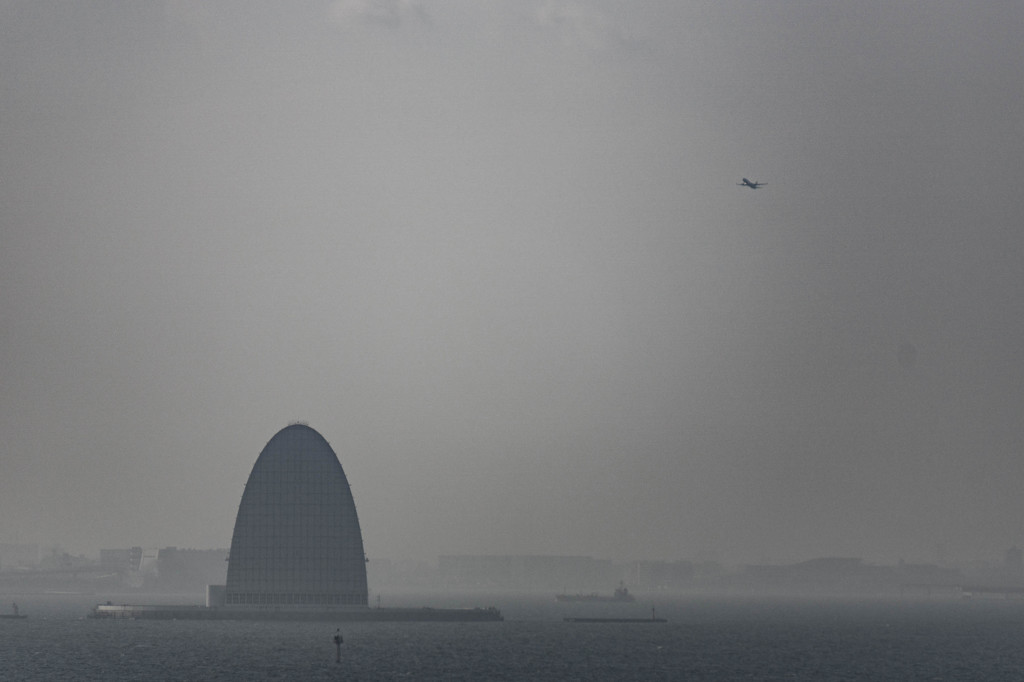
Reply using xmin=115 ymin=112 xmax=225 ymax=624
xmin=3 ymin=592 xmax=1024 ymax=680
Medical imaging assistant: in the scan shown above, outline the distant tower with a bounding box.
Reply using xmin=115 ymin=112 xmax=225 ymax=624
xmin=224 ymin=424 xmax=368 ymax=607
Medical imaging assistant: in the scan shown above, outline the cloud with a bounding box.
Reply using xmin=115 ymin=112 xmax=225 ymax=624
xmin=329 ymin=0 xmax=429 ymax=28
xmin=533 ymin=0 xmax=626 ymax=51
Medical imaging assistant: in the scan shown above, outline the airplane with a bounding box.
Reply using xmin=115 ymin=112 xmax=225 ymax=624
xmin=737 ymin=178 xmax=766 ymax=189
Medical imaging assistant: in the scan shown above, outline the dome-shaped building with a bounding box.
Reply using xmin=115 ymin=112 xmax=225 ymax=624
xmin=224 ymin=424 xmax=368 ymax=607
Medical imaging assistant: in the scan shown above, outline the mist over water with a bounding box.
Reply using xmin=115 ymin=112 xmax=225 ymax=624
xmin=5 ymin=593 xmax=1024 ymax=680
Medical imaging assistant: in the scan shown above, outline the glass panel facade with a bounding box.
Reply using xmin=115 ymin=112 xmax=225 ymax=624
xmin=225 ymin=425 xmax=368 ymax=606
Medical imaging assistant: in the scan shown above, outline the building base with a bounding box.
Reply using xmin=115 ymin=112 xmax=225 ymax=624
xmin=89 ymin=603 xmax=502 ymax=622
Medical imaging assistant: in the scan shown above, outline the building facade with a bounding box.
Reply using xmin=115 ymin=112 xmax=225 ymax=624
xmin=224 ymin=424 xmax=368 ymax=607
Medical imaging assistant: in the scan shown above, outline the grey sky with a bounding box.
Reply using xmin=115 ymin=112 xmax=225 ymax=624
xmin=2 ymin=1 xmax=1023 ymax=566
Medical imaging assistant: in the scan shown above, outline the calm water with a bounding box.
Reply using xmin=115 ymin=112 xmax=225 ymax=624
xmin=3 ymin=593 xmax=1024 ymax=680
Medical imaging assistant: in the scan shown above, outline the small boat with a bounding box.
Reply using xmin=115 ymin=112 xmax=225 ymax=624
xmin=1 ymin=603 xmax=26 ymax=619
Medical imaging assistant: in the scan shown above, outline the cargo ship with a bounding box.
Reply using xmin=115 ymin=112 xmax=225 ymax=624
xmin=555 ymin=583 xmax=635 ymax=603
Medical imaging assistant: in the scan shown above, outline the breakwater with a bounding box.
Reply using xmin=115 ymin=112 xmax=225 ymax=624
xmin=89 ymin=603 xmax=502 ymax=622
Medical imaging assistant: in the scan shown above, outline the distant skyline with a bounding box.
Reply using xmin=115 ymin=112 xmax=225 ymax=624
xmin=2 ymin=1 xmax=1024 ymax=566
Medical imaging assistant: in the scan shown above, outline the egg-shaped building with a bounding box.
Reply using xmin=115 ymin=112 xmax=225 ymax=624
xmin=224 ymin=424 xmax=368 ymax=607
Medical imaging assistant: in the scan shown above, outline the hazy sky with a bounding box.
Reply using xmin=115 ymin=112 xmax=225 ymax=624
xmin=2 ymin=1 xmax=1023 ymax=566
